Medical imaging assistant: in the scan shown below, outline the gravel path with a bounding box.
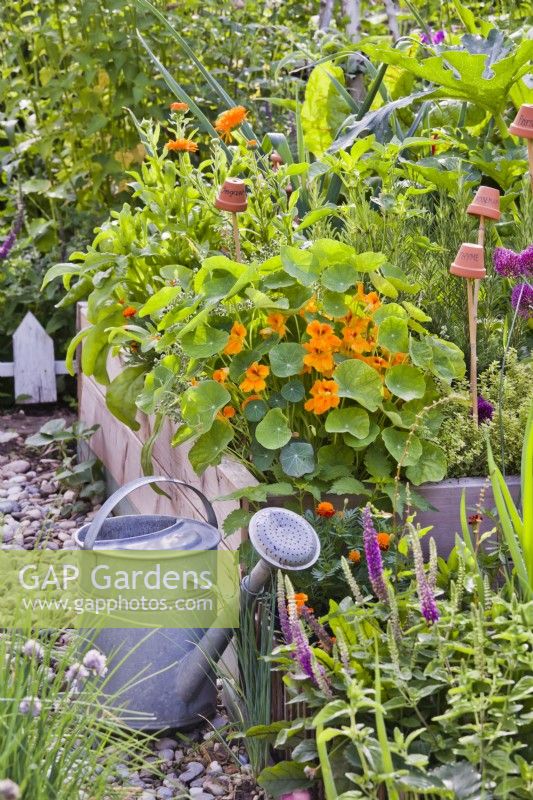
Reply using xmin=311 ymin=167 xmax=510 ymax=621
xmin=0 ymin=408 xmax=263 ymax=800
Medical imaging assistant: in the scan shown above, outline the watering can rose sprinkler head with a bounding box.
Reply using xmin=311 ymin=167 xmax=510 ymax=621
xmin=175 ymin=508 xmax=321 ymax=703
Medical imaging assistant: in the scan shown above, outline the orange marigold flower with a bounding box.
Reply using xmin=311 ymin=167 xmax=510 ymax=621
xmin=240 ymin=362 xmax=270 ymax=393
xmin=303 ymin=344 xmax=335 ymax=374
xmin=214 ymin=106 xmax=248 ymax=142
xmin=348 ymin=549 xmax=361 ymax=564
xmin=212 ymin=368 xmax=229 ymax=383
xmin=304 ymin=379 xmax=340 ymax=415
xmin=316 ymin=501 xmax=335 ymax=518
xmin=224 ymin=321 xmax=246 ymax=355
xmin=123 ymin=306 xmax=137 ymax=318
xmin=221 ymin=405 xmax=236 ymax=419
xmin=170 ymin=101 xmax=189 ymax=112
xmin=167 ymin=138 xmax=198 ymax=153
xmin=242 ymin=394 xmax=262 ymax=409
xmin=293 ymin=592 xmax=308 ymax=609
xmin=377 ymin=532 xmax=391 ymax=551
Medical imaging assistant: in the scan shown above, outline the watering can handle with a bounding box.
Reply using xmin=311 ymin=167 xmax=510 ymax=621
xmin=82 ymin=476 xmax=218 ymax=550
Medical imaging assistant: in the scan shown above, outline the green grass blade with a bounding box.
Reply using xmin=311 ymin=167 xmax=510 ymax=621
xmin=521 ymin=401 xmax=533 ymax=584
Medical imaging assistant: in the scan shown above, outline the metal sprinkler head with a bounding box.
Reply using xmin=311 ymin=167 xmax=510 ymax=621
xmin=248 ymin=507 xmax=320 ymax=571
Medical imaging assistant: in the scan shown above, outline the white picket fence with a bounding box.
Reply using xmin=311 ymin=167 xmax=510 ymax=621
xmin=0 ymin=312 xmax=72 ymax=403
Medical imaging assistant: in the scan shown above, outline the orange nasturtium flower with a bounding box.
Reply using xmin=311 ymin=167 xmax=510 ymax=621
xmin=214 ymin=106 xmax=248 ymax=142
xmin=303 ymin=343 xmax=335 ymax=374
xmin=260 ymin=312 xmax=288 ymax=338
xmin=166 ymin=138 xmax=198 ymax=153
xmin=221 ymin=405 xmax=236 ymax=419
xmin=122 ymin=306 xmax=137 ymax=318
xmin=224 ymin=321 xmax=246 ymax=355
xmin=356 ymin=283 xmax=381 ymax=312
xmin=377 ymin=532 xmax=391 ymax=551
xmin=348 ymin=549 xmax=361 ymax=564
xmin=316 ymin=501 xmax=335 ymax=518
xmin=212 ymin=368 xmax=229 ymax=384
xmin=306 ymin=321 xmax=341 ymax=349
xmin=240 ymin=362 xmax=270 ymax=393
xmin=293 ymin=593 xmax=308 ymax=609
xmin=304 ymin=379 xmax=340 ymax=415
xmin=342 ymin=327 xmax=373 ymax=355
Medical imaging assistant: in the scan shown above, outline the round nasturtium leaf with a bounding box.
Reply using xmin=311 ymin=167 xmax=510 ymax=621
xmin=243 ymin=399 xmax=269 ymax=422
xmin=181 ymin=323 xmax=230 ymax=358
xmin=255 ymin=408 xmax=292 ymax=450
xmin=269 ymin=342 xmax=305 ymax=378
xmin=181 ymin=381 xmax=230 ymax=431
xmin=325 ymin=407 xmax=370 ymax=439
xmin=406 ymin=441 xmax=447 ymax=485
xmin=381 ymin=427 xmax=423 ymax=467
xmin=344 ymin=421 xmax=380 ymax=450
xmin=385 ymin=365 xmax=426 ymax=401
xmin=377 ymin=316 xmax=409 ymax=353
xmin=281 ymin=380 xmax=305 ymax=403
xmin=280 ymin=442 xmax=315 ymax=477
xmin=334 ymin=360 xmax=382 ymax=411
xmin=250 ymin=440 xmax=276 ymax=470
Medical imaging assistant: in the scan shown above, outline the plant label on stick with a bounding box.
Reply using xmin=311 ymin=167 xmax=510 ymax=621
xmin=215 ymin=178 xmax=248 ymax=262
xmin=509 ymin=104 xmax=533 ymax=189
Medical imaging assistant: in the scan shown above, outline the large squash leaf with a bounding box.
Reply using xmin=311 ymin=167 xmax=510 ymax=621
xmin=301 ymin=62 xmax=351 ymax=157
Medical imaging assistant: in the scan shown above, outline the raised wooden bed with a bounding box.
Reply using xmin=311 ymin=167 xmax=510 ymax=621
xmin=76 ymin=304 xmax=521 ymax=554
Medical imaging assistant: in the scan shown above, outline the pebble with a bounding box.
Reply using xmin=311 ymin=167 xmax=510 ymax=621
xmin=155 ymin=737 xmax=178 ymax=751
xmin=157 ymin=748 xmax=175 ymax=763
xmin=203 ymin=778 xmax=227 ymax=796
xmin=179 ymin=762 xmax=205 ymax=783
xmin=6 ymin=459 xmax=30 ymax=474
xmin=0 ymin=501 xmax=20 ymax=515
xmin=189 ymin=791 xmax=215 ymax=800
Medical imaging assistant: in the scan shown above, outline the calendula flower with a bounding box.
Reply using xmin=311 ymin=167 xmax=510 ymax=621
xmin=293 ymin=593 xmax=308 ymax=609
xmin=170 ymin=101 xmax=189 ymax=112
xmin=316 ymin=501 xmax=335 ymax=518
xmin=304 ymin=379 xmax=340 ymax=415
xmin=212 ymin=367 xmax=229 ymax=383
xmin=122 ymin=306 xmax=137 ymax=318
xmin=303 ymin=343 xmax=335 ymax=374
xmin=214 ymin=106 xmax=248 ymax=142
xmin=166 ymin=138 xmax=199 ymax=153
xmin=377 ymin=532 xmax=391 ymax=551
xmin=240 ymin=362 xmax=270 ymax=392
xmin=224 ymin=321 xmax=246 ymax=354
xmin=348 ymin=549 xmax=361 ymax=564
xmin=260 ymin=312 xmax=287 ymax=337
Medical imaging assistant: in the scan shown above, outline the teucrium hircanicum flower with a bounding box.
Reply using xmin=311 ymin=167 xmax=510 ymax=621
xmin=409 ymin=525 xmax=439 ymax=624
xmin=276 ymin=570 xmax=292 ymax=644
xmin=341 ymin=556 xmax=365 ymax=604
xmin=362 ymin=505 xmax=388 ymax=603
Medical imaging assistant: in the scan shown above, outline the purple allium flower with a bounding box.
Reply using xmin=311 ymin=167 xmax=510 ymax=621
xmin=0 ymin=779 xmax=21 ymax=800
xmin=82 ymin=649 xmax=108 ymax=677
xmin=518 ymin=244 xmax=533 ymax=277
xmin=362 ymin=505 xmax=388 ymax=603
xmin=477 ymin=395 xmax=494 ymax=424
xmin=493 ymin=247 xmax=521 ymax=278
xmin=511 ymin=283 xmax=533 ymax=318
xmin=21 ymin=639 xmax=44 ymax=661
xmin=18 ymin=695 xmax=42 ymax=717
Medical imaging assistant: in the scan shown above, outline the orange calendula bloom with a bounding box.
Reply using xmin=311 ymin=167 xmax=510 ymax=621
xmin=293 ymin=593 xmax=308 ymax=609
xmin=377 ymin=532 xmax=391 ymax=551
xmin=214 ymin=106 xmax=248 ymax=142
xmin=123 ymin=306 xmax=137 ymax=318
xmin=348 ymin=549 xmax=361 ymax=564
xmin=240 ymin=362 xmax=270 ymax=393
xmin=224 ymin=321 xmax=246 ymax=355
xmin=170 ymin=101 xmax=189 ymax=112
xmin=167 ymin=138 xmax=199 ymax=153
xmin=303 ymin=344 xmax=335 ymax=374
xmin=212 ymin=368 xmax=229 ymax=384
xmin=304 ymin=379 xmax=340 ymax=415
xmin=242 ymin=394 xmax=262 ymax=409
xmin=316 ymin=501 xmax=335 ymax=518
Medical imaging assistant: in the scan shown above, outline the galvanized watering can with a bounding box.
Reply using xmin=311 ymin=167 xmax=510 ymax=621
xmin=74 ymin=475 xmax=320 ymax=731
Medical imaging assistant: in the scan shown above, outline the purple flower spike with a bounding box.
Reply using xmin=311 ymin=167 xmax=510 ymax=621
xmin=493 ymin=247 xmax=521 ymax=278
xmin=419 ymin=578 xmax=440 ymax=623
xmin=433 ymin=30 xmax=445 ymax=44
xmin=477 ymin=395 xmax=494 ymax=424
xmin=511 ymin=283 xmax=533 ymax=318
xmin=362 ymin=505 xmax=388 ymax=603
xmin=420 ymin=32 xmax=431 ymax=44
xmin=0 ymin=203 xmax=24 ymax=261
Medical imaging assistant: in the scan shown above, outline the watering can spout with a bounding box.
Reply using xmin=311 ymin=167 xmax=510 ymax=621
xmin=175 ymin=508 xmax=320 ymax=703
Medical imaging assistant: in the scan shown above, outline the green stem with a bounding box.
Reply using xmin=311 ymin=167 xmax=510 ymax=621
xmin=315 ymin=721 xmax=338 ymax=800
